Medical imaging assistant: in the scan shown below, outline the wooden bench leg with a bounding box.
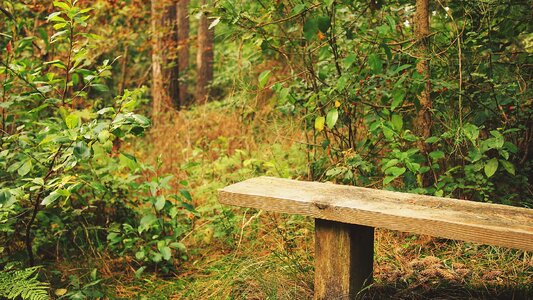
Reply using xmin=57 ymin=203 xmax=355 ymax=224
xmin=314 ymin=219 xmax=374 ymax=300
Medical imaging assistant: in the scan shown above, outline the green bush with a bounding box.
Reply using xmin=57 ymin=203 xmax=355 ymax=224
xmin=0 ymin=0 xmax=193 ymax=288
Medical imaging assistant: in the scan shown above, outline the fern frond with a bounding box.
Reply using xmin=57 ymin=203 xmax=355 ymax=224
xmin=0 ymin=266 xmax=50 ymax=300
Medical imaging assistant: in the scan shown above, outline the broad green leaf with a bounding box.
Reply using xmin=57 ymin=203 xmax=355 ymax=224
xmin=425 ymin=136 xmax=439 ymax=144
xmin=303 ymin=18 xmax=318 ymax=40
xmin=139 ymin=214 xmax=157 ymax=233
xmin=73 ymin=141 xmax=91 ymax=160
xmin=382 ymin=159 xmax=399 ymax=171
xmin=98 ymin=130 xmax=110 ymax=143
xmin=131 ymin=114 xmax=151 ymax=127
xmin=65 ymin=114 xmax=79 ymax=129
xmin=135 ymin=251 xmax=145 ymax=260
xmin=391 ymin=89 xmax=405 ymax=111
xmin=151 ymin=252 xmax=162 ymax=263
xmin=484 ymin=158 xmax=498 ymax=178
xmin=170 ymin=242 xmax=186 ymax=252
xmin=160 ymin=246 xmax=172 ymax=261
xmin=53 ymin=1 xmax=71 ymax=11
xmin=429 ymin=150 xmax=445 ymax=160
xmin=499 ymin=159 xmax=515 ymax=175
xmin=315 ymin=116 xmax=325 ymax=132
xmin=386 ymin=166 xmax=406 ymax=177
xmin=258 ymin=70 xmax=271 ymax=89
xmin=18 ymin=160 xmax=32 ymax=176
xmin=463 ymin=123 xmax=479 ymax=143
xmin=368 ymin=54 xmax=383 ymax=74
xmin=317 ymin=16 xmax=331 ymax=33
xmin=383 ymin=176 xmax=396 ymax=185
xmin=468 ymin=148 xmax=482 ymax=162
xmin=326 ymin=109 xmax=338 ymax=129
xmin=391 ymin=114 xmax=403 ymax=131
xmin=343 ymin=54 xmax=357 ymax=68
xmin=292 ymin=4 xmax=306 ymax=14
xmin=119 ymin=153 xmax=138 ymax=171
xmin=155 ymin=195 xmax=166 ymax=211
xmin=41 ymin=191 xmax=61 ymax=206
xmin=179 ymin=189 xmax=192 ymax=201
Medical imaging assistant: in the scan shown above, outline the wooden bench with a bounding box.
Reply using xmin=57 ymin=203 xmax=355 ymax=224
xmin=219 ymin=176 xmax=533 ymax=299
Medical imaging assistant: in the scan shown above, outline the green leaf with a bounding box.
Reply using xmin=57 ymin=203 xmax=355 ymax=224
xmin=131 ymin=114 xmax=151 ymax=127
xmin=91 ymin=83 xmax=109 ymax=92
xmin=135 ymin=251 xmax=145 ymax=260
xmin=368 ymin=54 xmax=382 ymax=74
xmin=484 ymin=158 xmax=498 ymax=178
xmin=53 ymin=1 xmax=71 ymax=11
xmin=383 ymin=176 xmax=396 ymax=185
xmin=258 ymin=70 xmax=271 ymax=89
xmin=315 ymin=116 xmax=325 ymax=132
xmin=160 ymin=246 xmax=172 ymax=261
xmin=316 ymin=16 xmax=331 ymax=33
xmin=391 ymin=89 xmax=405 ymax=111
xmin=179 ymin=189 xmax=192 ymax=201
xmin=303 ymin=18 xmax=318 ymax=40
xmin=41 ymin=191 xmax=61 ymax=206
xmin=499 ymin=159 xmax=515 ymax=175
xmin=18 ymin=160 xmax=32 ymax=176
xmin=155 ymin=195 xmax=166 ymax=211
xmin=429 ymin=150 xmax=445 ymax=160
xmin=65 ymin=114 xmax=80 ymax=129
xmin=343 ymin=54 xmax=357 ymax=68
xmin=391 ymin=114 xmax=403 ymax=131
xmin=468 ymin=148 xmax=482 ymax=162
xmin=425 ymin=136 xmax=439 ymax=144
xmin=74 ymin=141 xmax=91 ymax=160
xmin=170 ymin=242 xmax=186 ymax=252
xmin=135 ymin=266 xmax=146 ymax=279
xmin=326 ymin=109 xmax=339 ymax=129
xmin=151 ymin=252 xmax=162 ymax=263
xmin=139 ymin=214 xmax=157 ymax=233
xmin=463 ymin=123 xmax=479 ymax=143
xmin=386 ymin=166 xmax=406 ymax=177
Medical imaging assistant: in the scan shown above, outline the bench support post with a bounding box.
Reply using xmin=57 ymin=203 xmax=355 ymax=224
xmin=314 ymin=219 xmax=374 ymax=300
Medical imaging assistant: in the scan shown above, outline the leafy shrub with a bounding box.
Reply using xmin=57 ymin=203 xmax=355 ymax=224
xmin=0 ymin=0 xmax=193 ymax=286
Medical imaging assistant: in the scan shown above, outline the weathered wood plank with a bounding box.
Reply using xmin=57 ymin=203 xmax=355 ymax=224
xmin=314 ymin=220 xmax=374 ymax=300
xmin=219 ymin=177 xmax=533 ymax=251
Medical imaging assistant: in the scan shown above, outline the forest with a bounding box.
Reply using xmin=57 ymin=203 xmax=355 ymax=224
xmin=0 ymin=0 xmax=532 ymax=299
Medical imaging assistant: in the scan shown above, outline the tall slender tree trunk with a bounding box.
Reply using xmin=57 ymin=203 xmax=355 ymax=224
xmin=415 ymin=0 xmax=431 ymax=140
xmin=151 ymin=0 xmax=179 ymax=122
xmin=195 ymin=0 xmax=214 ymax=104
xmin=177 ymin=0 xmax=190 ymax=107
xmin=415 ymin=0 xmax=432 ymax=185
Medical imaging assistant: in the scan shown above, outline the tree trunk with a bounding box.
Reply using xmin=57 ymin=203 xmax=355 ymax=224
xmin=414 ymin=0 xmax=432 ymax=185
xmin=414 ymin=0 xmax=431 ymax=139
xmin=177 ymin=0 xmax=190 ymax=107
xmin=195 ymin=0 xmax=214 ymax=104
xmin=151 ymin=0 xmax=179 ymax=121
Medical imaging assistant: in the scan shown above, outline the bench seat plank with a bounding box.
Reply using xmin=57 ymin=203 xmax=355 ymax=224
xmin=219 ymin=176 xmax=533 ymax=251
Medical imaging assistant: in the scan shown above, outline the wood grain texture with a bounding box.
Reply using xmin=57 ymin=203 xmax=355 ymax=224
xmin=219 ymin=177 xmax=533 ymax=251
xmin=314 ymin=220 xmax=373 ymax=300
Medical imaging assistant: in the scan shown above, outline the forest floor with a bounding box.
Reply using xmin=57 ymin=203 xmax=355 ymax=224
xmin=72 ymin=98 xmax=532 ymax=299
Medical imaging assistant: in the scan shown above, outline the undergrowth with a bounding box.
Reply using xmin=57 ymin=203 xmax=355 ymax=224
xmin=103 ymin=98 xmax=532 ymax=299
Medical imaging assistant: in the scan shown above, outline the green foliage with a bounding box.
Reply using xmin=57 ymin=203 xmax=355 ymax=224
xmin=1 ymin=0 xmax=193 ymax=289
xmin=214 ymin=0 xmax=532 ymax=206
xmin=0 ymin=267 xmax=49 ymax=300
xmin=107 ymin=168 xmax=196 ymax=273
